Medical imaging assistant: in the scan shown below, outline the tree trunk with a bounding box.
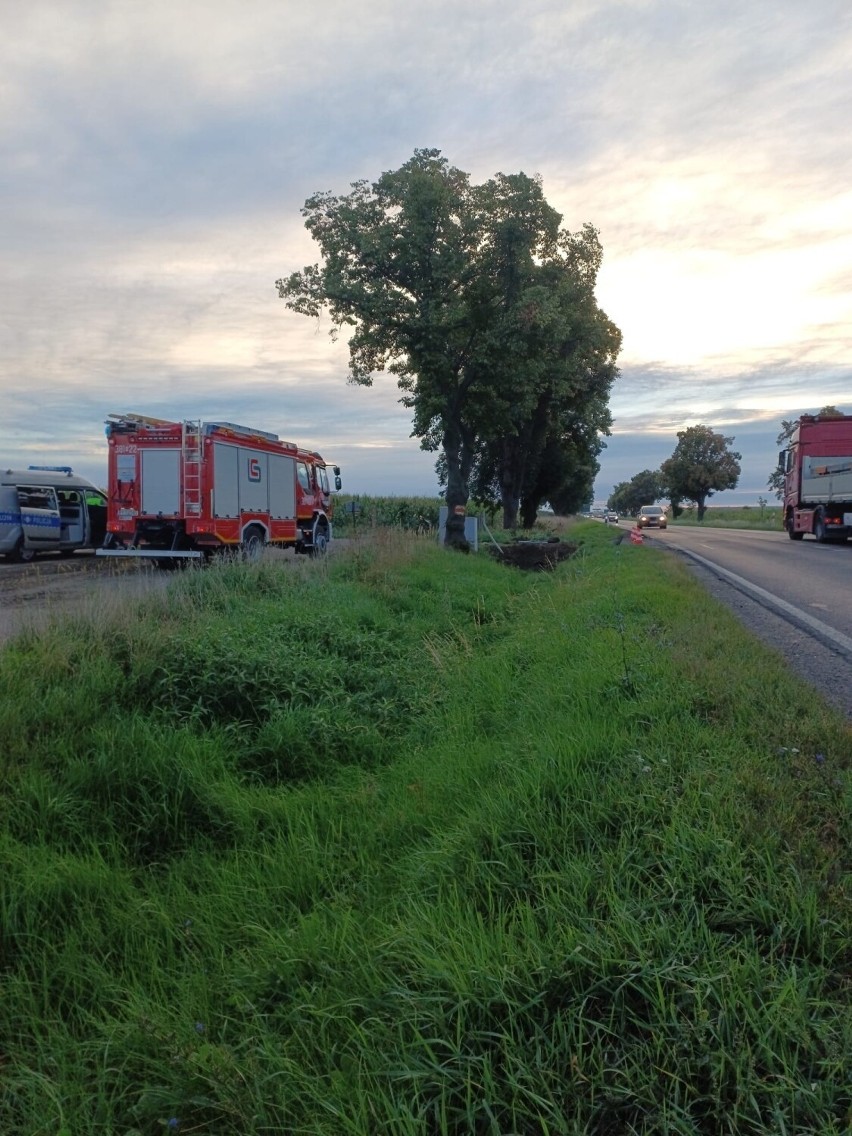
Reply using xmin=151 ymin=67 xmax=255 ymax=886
xmin=519 ymin=497 xmax=538 ymax=528
xmin=496 ymin=393 xmax=551 ymax=531
xmin=696 ymin=495 xmax=707 ymax=522
xmin=501 ymin=494 xmax=520 ymax=529
xmin=499 ymin=436 xmax=522 ymax=529
xmin=442 ymin=418 xmax=473 ymax=550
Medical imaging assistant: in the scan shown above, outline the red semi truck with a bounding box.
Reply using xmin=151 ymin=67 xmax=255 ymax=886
xmin=780 ymin=413 xmax=852 ymax=542
xmin=97 ymin=413 xmax=340 ymax=563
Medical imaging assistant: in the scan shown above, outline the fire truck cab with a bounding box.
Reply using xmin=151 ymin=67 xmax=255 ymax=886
xmin=97 ymin=414 xmax=340 ymax=563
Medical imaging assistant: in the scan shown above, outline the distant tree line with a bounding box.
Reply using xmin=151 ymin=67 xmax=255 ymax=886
xmin=608 ymin=425 xmax=741 ymax=522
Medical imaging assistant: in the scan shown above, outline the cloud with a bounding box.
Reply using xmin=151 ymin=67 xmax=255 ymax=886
xmin=2 ymin=0 xmax=850 ymax=503
xmin=609 ymin=357 xmax=852 ymax=433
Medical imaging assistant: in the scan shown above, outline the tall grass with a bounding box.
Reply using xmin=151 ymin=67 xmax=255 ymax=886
xmin=0 ymin=525 xmax=849 ymax=1134
xmin=670 ymin=505 xmax=783 ymax=530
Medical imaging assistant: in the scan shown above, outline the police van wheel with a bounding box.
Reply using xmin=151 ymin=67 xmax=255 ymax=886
xmin=9 ymin=537 xmax=36 ymax=564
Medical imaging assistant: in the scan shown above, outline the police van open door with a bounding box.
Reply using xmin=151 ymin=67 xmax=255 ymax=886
xmin=15 ymin=484 xmax=62 ymax=559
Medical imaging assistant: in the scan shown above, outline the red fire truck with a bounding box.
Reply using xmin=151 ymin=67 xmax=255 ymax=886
xmin=97 ymin=413 xmax=340 ymax=563
xmin=780 ymin=413 xmax=852 ymax=541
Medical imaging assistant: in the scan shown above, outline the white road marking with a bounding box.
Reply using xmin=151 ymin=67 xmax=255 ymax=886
xmin=679 ymin=548 xmax=852 ymax=655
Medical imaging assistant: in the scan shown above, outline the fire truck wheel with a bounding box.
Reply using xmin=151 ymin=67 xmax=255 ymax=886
xmin=311 ymin=524 xmax=329 ymax=556
xmin=241 ymin=526 xmax=266 ymax=562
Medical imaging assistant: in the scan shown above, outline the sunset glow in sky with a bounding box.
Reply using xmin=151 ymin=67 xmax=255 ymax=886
xmin=2 ymin=0 xmax=850 ymax=504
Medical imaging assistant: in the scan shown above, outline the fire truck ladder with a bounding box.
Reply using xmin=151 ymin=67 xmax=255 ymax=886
xmin=182 ymin=420 xmax=203 ymax=516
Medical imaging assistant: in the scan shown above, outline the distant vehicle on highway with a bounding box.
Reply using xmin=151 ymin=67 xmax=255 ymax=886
xmin=637 ymin=505 xmax=667 ymax=529
xmin=605 ymin=511 xmax=619 ymax=523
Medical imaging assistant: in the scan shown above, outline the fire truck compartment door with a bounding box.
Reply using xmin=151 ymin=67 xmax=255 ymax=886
xmin=141 ymin=449 xmax=181 ymax=515
xmin=269 ymin=454 xmax=295 ymax=520
xmin=238 ymin=447 xmax=269 ymax=513
xmin=17 ymin=485 xmax=62 ymax=549
xmin=213 ymin=443 xmax=239 ymax=517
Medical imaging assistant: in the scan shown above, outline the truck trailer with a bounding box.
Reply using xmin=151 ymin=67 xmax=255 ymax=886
xmin=780 ymin=413 xmax=852 ymax=542
xmin=97 ymin=413 xmax=341 ymax=564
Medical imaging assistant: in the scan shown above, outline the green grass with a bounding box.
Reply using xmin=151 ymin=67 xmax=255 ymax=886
xmin=669 ymin=505 xmax=783 ymax=530
xmin=0 ymin=525 xmax=849 ymax=1135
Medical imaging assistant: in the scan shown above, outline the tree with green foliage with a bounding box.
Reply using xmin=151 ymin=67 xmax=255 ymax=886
xmin=608 ymin=469 xmax=663 ymax=517
xmin=277 ymin=149 xmax=620 ymax=541
xmin=661 ymin=425 xmax=741 ymax=521
xmin=470 ymin=382 xmax=613 ymax=528
xmin=520 ymin=406 xmax=609 ymax=525
xmin=462 ymin=213 xmax=620 ymax=528
xmin=607 ymin=481 xmax=630 ymax=514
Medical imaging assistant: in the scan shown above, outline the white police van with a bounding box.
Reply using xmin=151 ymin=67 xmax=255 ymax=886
xmin=0 ymin=467 xmax=108 ymax=562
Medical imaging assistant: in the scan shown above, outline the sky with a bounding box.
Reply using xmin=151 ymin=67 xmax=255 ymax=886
xmin=2 ymin=0 xmax=851 ymax=507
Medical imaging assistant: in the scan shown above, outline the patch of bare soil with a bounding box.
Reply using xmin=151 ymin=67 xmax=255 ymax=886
xmin=0 ymin=543 xmax=345 ymax=647
xmin=489 ymin=538 xmax=579 ymax=571
xmin=0 ymin=553 xmax=171 ymax=645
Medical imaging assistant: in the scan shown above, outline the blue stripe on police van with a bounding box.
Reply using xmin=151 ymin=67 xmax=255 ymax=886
xmin=2 ymin=512 xmax=62 ymax=528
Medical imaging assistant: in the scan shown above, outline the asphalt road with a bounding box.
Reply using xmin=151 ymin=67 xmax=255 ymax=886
xmin=637 ymin=523 xmax=852 ymax=720
xmin=0 ymin=552 xmax=173 ymax=645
